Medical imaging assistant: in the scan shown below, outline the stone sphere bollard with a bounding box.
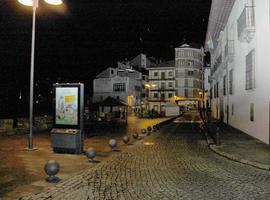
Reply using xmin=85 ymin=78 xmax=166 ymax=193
xmin=44 ymin=160 xmax=60 ymax=183
xmin=147 ymin=126 xmax=152 ymax=132
xmin=123 ymin=136 xmax=129 ymax=144
xmin=153 ymin=125 xmax=157 ymax=132
xmin=133 ymin=132 xmax=139 ymax=140
xmin=156 ymin=124 xmax=160 ymax=130
xmin=109 ymin=139 xmax=117 ymax=151
xmin=86 ymin=147 xmax=96 ymax=162
xmin=141 ymin=128 xmax=147 ymax=134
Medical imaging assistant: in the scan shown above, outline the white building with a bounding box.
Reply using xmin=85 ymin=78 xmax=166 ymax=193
xmin=175 ymin=44 xmax=204 ymax=109
xmin=146 ymin=60 xmax=179 ymax=116
xmin=203 ymin=65 xmax=211 ymax=109
xmin=205 ymin=0 xmax=270 ymax=144
xmin=93 ymin=66 xmax=142 ymax=109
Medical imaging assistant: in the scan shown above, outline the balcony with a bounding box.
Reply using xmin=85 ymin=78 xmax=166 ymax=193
xmin=237 ymin=6 xmax=255 ymax=43
xmin=224 ymin=40 xmax=234 ymax=63
xmin=211 ymin=54 xmax=222 ymax=76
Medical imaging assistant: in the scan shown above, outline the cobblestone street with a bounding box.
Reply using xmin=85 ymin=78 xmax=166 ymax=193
xmin=18 ymin=114 xmax=270 ymax=200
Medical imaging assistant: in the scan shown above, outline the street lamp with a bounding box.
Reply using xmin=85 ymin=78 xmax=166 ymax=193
xmin=18 ymin=0 xmax=62 ymax=150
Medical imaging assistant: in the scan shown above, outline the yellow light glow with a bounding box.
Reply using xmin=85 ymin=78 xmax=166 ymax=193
xmin=44 ymin=0 xmax=62 ymax=5
xmin=144 ymin=142 xmax=155 ymax=146
xmin=151 ymin=84 xmax=157 ymax=87
xmin=18 ymin=0 xmax=33 ymax=6
xmin=145 ymin=84 xmax=150 ymax=88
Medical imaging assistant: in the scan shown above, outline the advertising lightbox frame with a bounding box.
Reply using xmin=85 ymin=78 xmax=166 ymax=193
xmin=52 ymin=83 xmax=83 ymax=129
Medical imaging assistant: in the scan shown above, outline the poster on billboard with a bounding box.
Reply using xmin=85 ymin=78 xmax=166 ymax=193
xmin=55 ymin=87 xmax=78 ymax=125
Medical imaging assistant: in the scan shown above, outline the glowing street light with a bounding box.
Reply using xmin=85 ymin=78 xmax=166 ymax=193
xmin=18 ymin=0 xmax=62 ymax=150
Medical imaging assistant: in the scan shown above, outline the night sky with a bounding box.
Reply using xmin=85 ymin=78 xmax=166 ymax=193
xmin=0 ymin=0 xmax=211 ymax=117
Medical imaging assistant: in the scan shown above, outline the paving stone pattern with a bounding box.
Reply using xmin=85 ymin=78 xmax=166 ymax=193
xmin=19 ymin=122 xmax=270 ymax=200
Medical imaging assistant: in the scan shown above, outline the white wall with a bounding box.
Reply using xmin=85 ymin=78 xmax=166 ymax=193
xmin=211 ymin=0 xmax=270 ymax=144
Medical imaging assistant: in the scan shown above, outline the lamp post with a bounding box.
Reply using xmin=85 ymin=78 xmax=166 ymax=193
xmin=18 ymin=0 xmax=62 ymax=150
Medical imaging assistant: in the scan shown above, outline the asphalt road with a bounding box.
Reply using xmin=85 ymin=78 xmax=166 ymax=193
xmin=19 ymin=113 xmax=270 ymax=200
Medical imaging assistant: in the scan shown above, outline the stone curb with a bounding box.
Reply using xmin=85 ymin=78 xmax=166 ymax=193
xmin=200 ymin=124 xmax=270 ymax=171
xmin=209 ymin=145 xmax=270 ymax=171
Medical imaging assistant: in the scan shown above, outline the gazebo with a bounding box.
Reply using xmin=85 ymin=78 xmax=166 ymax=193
xmin=98 ymin=97 xmax=128 ymax=124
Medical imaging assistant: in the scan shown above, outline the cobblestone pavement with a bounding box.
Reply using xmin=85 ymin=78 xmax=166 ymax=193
xmin=19 ymin=119 xmax=270 ymax=200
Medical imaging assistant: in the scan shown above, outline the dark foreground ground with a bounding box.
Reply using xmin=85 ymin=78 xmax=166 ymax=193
xmin=0 ymin=116 xmax=170 ymax=200
xmin=15 ymin=113 xmax=270 ymax=200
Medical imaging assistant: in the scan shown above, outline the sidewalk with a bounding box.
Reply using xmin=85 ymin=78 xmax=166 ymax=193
xmin=0 ymin=115 xmax=174 ymax=200
xmin=202 ymin=118 xmax=270 ymax=171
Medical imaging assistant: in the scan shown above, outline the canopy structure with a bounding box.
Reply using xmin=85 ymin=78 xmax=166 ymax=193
xmin=98 ymin=97 xmax=128 ymax=124
xmin=100 ymin=96 xmax=127 ymax=107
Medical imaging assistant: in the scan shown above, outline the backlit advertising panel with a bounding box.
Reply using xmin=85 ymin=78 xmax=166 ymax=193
xmin=55 ymin=87 xmax=78 ymax=125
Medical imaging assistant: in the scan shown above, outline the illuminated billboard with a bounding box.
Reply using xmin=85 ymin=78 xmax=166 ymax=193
xmin=55 ymin=87 xmax=78 ymax=125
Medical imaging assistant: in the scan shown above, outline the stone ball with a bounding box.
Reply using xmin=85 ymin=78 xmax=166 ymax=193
xmin=86 ymin=147 xmax=96 ymax=160
xmin=147 ymin=126 xmax=152 ymax=132
xmin=133 ymin=132 xmax=139 ymax=139
xmin=109 ymin=139 xmax=117 ymax=149
xmin=153 ymin=125 xmax=157 ymax=132
xmin=123 ymin=136 xmax=129 ymax=144
xmin=44 ymin=160 xmax=60 ymax=176
xmin=141 ymin=128 xmax=147 ymax=134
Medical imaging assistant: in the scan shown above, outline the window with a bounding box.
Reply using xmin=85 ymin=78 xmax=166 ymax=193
xmin=135 ymin=85 xmax=141 ymax=92
xmin=180 ymin=59 xmax=185 ymax=66
xmin=223 ymin=75 xmax=226 ymax=96
xmin=210 ymin=88 xmax=213 ymax=99
xmin=168 ymin=71 xmax=173 ymax=77
xmin=188 ymin=60 xmax=194 ymax=67
xmin=161 ymin=72 xmax=165 ymax=79
xmin=154 ymin=72 xmax=158 ymax=77
xmin=154 ymin=93 xmax=158 ymax=98
xmin=168 ymin=93 xmax=173 ymax=98
xmin=250 ymin=103 xmax=254 ymax=121
xmin=161 ymin=82 xmax=166 ymax=89
xmin=231 ymin=104 xmax=234 ymax=115
xmin=168 ymin=82 xmax=173 ymax=88
xmin=216 ymin=82 xmax=219 ymax=98
xmin=175 ymin=80 xmax=178 ymax=88
xmin=214 ymin=85 xmax=216 ymax=98
xmin=113 ymin=83 xmax=126 ymax=92
xmin=188 ymin=50 xmax=194 ymax=57
xmin=188 ymin=89 xmax=193 ymax=98
xmin=188 ymin=71 xmax=194 ymax=76
xmin=229 ymin=69 xmax=233 ymax=95
xmin=179 ymin=50 xmax=184 ymax=57
xmin=246 ymin=49 xmax=255 ymax=90
xmin=161 ymin=93 xmax=165 ymax=99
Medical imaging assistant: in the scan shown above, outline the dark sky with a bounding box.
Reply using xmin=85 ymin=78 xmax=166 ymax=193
xmin=0 ymin=0 xmax=211 ymax=106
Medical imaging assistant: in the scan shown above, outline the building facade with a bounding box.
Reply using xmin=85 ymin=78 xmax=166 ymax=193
xmin=146 ymin=61 xmax=179 ymax=116
xmin=175 ymin=44 xmax=204 ymax=109
xmin=205 ymin=0 xmax=270 ymax=144
xmin=93 ymin=66 xmax=142 ymax=108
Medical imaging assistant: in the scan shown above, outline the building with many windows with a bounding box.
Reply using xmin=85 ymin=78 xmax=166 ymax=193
xmin=146 ymin=60 xmax=179 ymax=116
xmin=92 ymin=65 xmax=142 ymax=109
xmin=205 ymin=0 xmax=270 ymax=144
xmin=175 ymin=44 xmax=204 ymax=109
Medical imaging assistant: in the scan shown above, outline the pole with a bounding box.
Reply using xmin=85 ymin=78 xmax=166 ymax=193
xmin=28 ymin=2 xmax=37 ymax=150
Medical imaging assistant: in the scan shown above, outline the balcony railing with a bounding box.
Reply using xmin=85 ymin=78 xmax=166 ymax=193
xmin=237 ymin=6 xmax=255 ymax=43
xmin=224 ymin=40 xmax=234 ymax=63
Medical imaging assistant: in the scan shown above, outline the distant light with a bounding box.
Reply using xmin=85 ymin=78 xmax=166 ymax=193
xmin=44 ymin=0 xmax=62 ymax=5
